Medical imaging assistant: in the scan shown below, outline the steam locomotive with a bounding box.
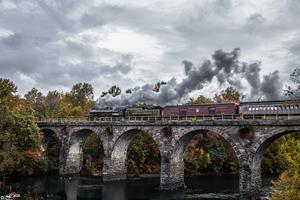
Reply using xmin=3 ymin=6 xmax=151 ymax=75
xmin=90 ymin=100 xmax=300 ymax=120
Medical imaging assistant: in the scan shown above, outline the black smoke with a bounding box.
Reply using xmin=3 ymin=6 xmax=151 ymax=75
xmin=97 ymin=48 xmax=283 ymax=106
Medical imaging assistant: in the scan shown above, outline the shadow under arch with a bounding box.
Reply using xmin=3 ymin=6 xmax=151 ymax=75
xmin=170 ymin=128 xmax=239 ymax=189
xmin=65 ymin=128 xmax=105 ymax=174
xmin=40 ymin=128 xmax=62 ymax=173
xmin=109 ymin=128 xmax=162 ymax=180
xmin=250 ymin=129 xmax=300 ymax=193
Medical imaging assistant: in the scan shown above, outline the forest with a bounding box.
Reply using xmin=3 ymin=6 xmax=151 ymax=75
xmin=1 ymin=69 xmax=300 ymax=199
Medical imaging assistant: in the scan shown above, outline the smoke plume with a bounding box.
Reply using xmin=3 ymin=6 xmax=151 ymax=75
xmin=97 ymin=48 xmax=283 ymax=106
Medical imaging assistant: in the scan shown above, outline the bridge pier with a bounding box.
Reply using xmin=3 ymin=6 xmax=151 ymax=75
xmin=160 ymin=154 xmax=185 ymax=190
xmin=102 ymin=155 xmax=127 ymax=181
xmin=239 ymin=153 xmax=262 ymax=199
xmin=60 ymin=138 xmax=84 ymax=175
xmin=159 ymin=128 xmax=186 ymax=190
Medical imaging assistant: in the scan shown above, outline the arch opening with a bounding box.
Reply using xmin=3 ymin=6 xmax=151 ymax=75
xmin=40 ymin=129 xmax=62 ymax=174
xmin=111 ymin=129 xmax=161 ymax=179
xmin=253 ymin=130 xmax=300 ymax=195
xmin=81 ymin=132 xmax=104 ymax=176
xmin=67 ymin=129 xmax=104 ymax=175
xmin=172 ymin=129 xmax=239 ymax=191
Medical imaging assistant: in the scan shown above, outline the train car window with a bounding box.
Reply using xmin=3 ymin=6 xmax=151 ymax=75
xmin=196 ymin=109 xmax=199 ymax=112
xmin=248 ymin=107 xmax=251 ymax=111
xmin=256 ymin=107 xmax=259 ymax=111
xmin=208 ymin=107 xmax=216 ymax=115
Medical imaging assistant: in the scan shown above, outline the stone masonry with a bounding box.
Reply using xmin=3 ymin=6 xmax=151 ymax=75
xmin=37 ymin=119 xmax=300 ymax=199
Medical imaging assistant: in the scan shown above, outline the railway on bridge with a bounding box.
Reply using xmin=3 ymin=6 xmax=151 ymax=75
xmin=37 ymin=117 xmax=300 ymax=199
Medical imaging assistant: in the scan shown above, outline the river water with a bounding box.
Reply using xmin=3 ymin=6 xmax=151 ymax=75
xmin=0 ymin=174 xmax=273 ymax=200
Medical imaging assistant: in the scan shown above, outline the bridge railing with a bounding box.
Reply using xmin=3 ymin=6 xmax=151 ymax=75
xmin=36 ymin=114 xmax=300 ymax=123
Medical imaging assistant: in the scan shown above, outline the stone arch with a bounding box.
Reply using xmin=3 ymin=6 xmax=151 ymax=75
xmin=168 ymin=127 xmax=239 ymax=188
xmin=247 ymin=127 xmax=300 ymax=196
xmin=253 ymin=128 xmax=300 ymax=168
xmin=104 ymin=127 xmax=162 ymax=181
xmin=40 ymin=128 xmax=61 ymax=141
xmin=64 ymin=128 xmax=106 ymax=174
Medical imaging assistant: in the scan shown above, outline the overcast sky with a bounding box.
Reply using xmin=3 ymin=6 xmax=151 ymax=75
xmin=0 ymin=0 xmax=299 ymax=101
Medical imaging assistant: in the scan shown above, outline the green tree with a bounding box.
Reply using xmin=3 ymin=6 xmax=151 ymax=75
xmin=67 ymin=83 xmax=94 ymax=106
xmin=108 ymin=85 xmax=121 ymax=97
xmin=0 ymin=79 xmax=17 ymax=99
xmin=82 ymin=133 xmax=104 ymax=176
xmin=65 ymin=83 xmax=95 ymax=118
xmin=127 ymin=132 xmax=161 ymax=175
xmin=285 ymin=68 xmax=300 ymax=98
xmin=153 ymin=81 xmax=167 ymax=92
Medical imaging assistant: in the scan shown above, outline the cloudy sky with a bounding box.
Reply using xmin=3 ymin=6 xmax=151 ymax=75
xmin=0 ymin=0 xmax=299 ymax=103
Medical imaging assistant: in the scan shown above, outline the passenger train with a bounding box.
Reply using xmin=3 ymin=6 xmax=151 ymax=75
xmin=89 ymin=100 xmax=300 ymax=120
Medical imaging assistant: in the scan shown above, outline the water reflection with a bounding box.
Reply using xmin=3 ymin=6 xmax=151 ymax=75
xmin=0 ymin=174 xmax=273 ymax=200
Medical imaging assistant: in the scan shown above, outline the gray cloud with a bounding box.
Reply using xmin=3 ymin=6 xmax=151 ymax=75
xmin=261 ymin=71 xmax=282 ymax=100
xmin=0 ymin=0 xmax=298 ymax=99
xmin=97 ymin=48 xmax=284 ymax=106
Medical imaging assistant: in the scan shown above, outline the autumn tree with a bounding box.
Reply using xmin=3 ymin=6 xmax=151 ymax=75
xmin=24 ymin=88 xmax=45 ymax=119
xmin=190 ymin=95 xmax=214 ymax=104
xmin=190 ymin=87 xmax=240 ymax=104
xmin=67 ymin=83 xmax=94 ymax=106
xmin=270 ymin=136 xmax=300 ymax=200
xmin=25 ymin=83 xmax=95 ymax=119
xmin=127 ymin=132 xmax=161 ymax=175
xmin=214 ymin=86 xmax=240 ymax=103
xmin=0 ymin=79 xmax=45 ymax=176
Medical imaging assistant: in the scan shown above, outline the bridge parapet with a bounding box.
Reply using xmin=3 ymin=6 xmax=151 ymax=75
xmin=37 ymin=118 xmax=300 ymax=128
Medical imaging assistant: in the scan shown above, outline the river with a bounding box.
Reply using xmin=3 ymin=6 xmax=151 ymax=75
xmin=0 ymin=174 xmax=273 ymax=200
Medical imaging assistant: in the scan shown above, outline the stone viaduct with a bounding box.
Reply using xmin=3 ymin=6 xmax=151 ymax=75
xmin=37 ymin=119 xmax=300 ymax=199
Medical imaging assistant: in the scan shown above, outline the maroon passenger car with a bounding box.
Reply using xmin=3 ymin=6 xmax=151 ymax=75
xmin=162 ymin=103 xmax=238 ymax=117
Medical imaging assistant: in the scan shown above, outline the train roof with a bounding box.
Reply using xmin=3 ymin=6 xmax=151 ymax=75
xmin=90 ymin=106 xmax=125 ymax=113
xmin=126 ymin=105 xmax=162 ymax=109
xmin=240 ymin=99 xmax=300 ymax=105
xmin=90 ymin=109 xmax=119 ymax=113
xmin=164 ymin=102 xmax=237 ymax=108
